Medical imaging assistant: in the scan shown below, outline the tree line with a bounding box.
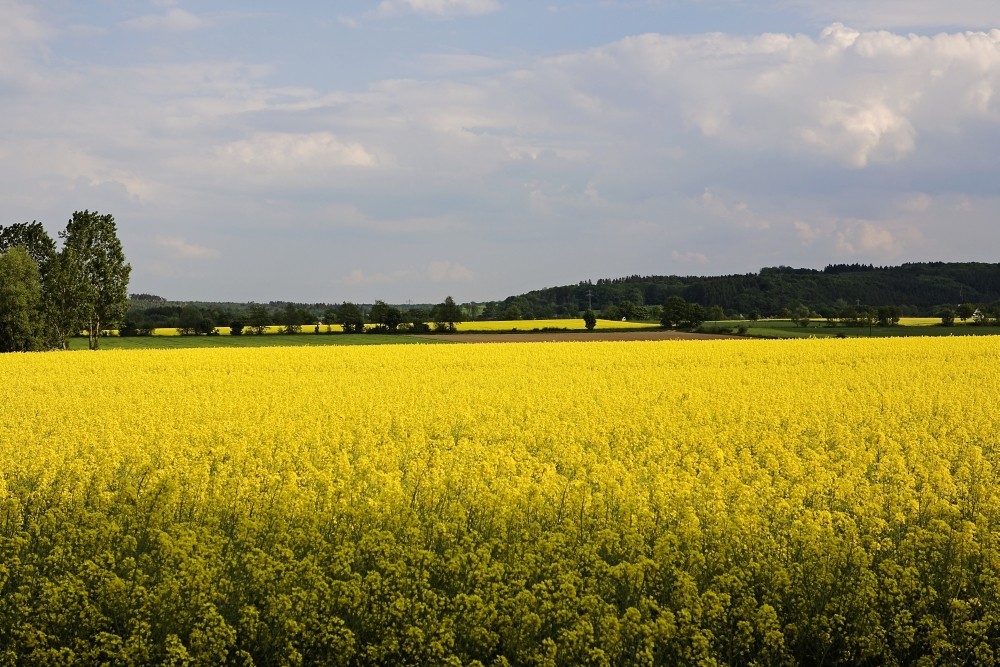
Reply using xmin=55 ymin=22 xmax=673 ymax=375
xmin=0 ymin=213 xmax=130 ymax=352
xmin=122 ymin=296 xmax=466 ymax=336
xmin=485 ymin=262 xmax=1000 ymax=320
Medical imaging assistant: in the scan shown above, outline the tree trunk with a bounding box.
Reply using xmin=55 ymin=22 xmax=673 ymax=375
xmin=89 ymin=317 xmax=100 ymax=350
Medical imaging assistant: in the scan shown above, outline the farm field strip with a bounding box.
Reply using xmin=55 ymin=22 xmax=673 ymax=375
xmin=2 ymin=337 xmax=999 ymax=664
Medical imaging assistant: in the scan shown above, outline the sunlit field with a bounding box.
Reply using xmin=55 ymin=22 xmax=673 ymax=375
xmin=3 ymin=338 xmax=1000 ymax=663
xmin=454 ymin=318 xmax=653 ymax=331
xmin=135 ymin=319 xmax=651 ymax=335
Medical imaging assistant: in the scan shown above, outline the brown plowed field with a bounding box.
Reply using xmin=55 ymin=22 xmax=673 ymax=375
xmin=417 ymin=330 xmax=743 ymax=343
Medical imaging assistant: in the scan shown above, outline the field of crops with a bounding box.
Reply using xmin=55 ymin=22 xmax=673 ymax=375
xmin=130 ymin=319 xmax=649 ymax=336
xmin=2 ymin=338 xmax=999 ymax=664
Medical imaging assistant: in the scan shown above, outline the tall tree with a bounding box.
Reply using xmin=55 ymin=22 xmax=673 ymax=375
xmin=59 ymin=211 xmax=131 ymax=350
xmin=43 ymin=248 xmax=87 ymax=349
xmin=0 ymin=247 xmax=45 ymax=352
xmin=0 ymin=221 xmax=56 ymax=277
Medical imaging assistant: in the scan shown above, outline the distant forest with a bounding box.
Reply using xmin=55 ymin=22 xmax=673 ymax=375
xmin=485 ymin=262 xmax=1000 ymax=320
xmin=125 ymin=262 xmax=1000 ymax=331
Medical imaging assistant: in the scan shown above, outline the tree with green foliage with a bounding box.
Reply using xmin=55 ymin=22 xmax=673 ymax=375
xmin=619 ymin=300 xmax=647 ymax=321
xmin=0 ymin=221 xmax=56 ymax=276
xmin=876 ymin=306 xmax=901 ymax=327
xmin=42 ymin=248 xmax=87 ymax=348
xmin=583 ymin=310 xmax=597 ymax=331
xmin=406 ymin=307 xmax=430 ymax=333
xmin=247 ymin=304 xmax=270 ymax=335
xmin=228 ymin=316 xmax=246 ymax=336
xmin=177 ymin=305 xmax=215 ymax=335
xmin=368 ymin=300 xmax=390 ymax=331
xmin=280 ymin=303 xmax=303 ymax=334
xmin=337 ymin=302 xmax=365 ymax=333
xmin=683 ymin=302 xmax=707 ymax=328
xmin=956 ymin=303 xmax=975 ymax=322
xmin=59 ymin=211 xmax=131 ymax=350
xmin=939 ymin=307 xmax=956 ymax=326
xmin=791 ymin=304 xmax=811 ymax=327
xmin=0 ymin=247 xmax=45 ymax=352
xmin=433 ymin=296 xmax=463 ymax=332
xmin=502 ymin=303 xmax=522 ymax=320
xmin=384 ymin=306 xmax=404 ymax=333
xmin=661 ymin=296 xmax=688 ymax=329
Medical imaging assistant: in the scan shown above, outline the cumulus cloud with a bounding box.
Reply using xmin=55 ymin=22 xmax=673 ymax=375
xmin=372 ymin=0 xmax=501 ymax=19
xmin=7 ymin=8 xmax=1000 ymax=301
xmin=218 ymin=133 xmax=377 ymax=170
xmin=835 ymin=220 xmax=901 ymax=255
xmin=155 ymin=235 xmax=219 ymax=259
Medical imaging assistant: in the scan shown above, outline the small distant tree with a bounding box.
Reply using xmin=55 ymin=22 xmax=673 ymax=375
xmin=338 ymin=302 xmax=365 ymax=333
xmin=939 ymin=307 xmax=955 ymax=326
xmin=177 ymin=305 xmax=215 ymax=335
xmin=956 ymin=303 xmax=975 ymax=322
xmin=619 ymin=301 xmax=647 ymax=321
xmin=583 ymin=310 xmax=597 ymax=331
xmin=247 ymin=304 xmax=270 ymax=335
xmin=661 ymin=296 xmax=688 ymax=329
xmin=876 ymin=306 xmax=901 ymax=327
xmin=502 ymin=303 xmax=522 ymax=320
xmin=384 ymin=306 xmax=404 ymax=333
xmin=748 ymin=309 xmax=761 ymax=323
xmin=708 ymin=305 xmax=725 ymax=323
xmin=601 ymin=304 xmax=622 ymax=322
xmin=407 ymin=307 xmax=430 ymax=333
xmin=683 ymin=303 xmax=707 ymax=329
xmin=280 ymin=303 xmax=302 ymax=334
xmin=791 ymin=304 xmax=811 ymax=328
xmin=228 ymin=316 xmax=246 ymax=336
xmin=368 ymin=300 xmax=391 ymax=331
xmin=433 ymin=296 xmax=463 ymax=332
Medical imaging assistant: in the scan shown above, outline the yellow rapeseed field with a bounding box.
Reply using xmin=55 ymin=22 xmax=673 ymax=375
xmin=1 ymin=337 xmax=999 ymax=664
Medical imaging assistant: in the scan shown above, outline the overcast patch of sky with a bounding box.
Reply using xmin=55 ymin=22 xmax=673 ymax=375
xmin=4 ymin=1 xmax=1000 ymax=303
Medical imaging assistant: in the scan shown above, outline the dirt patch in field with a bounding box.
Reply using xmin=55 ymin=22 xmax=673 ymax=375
xmin=415 ymin=330 xmax=744 ymax=343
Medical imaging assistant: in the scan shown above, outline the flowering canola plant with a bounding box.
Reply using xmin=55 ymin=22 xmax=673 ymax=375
xmin=1 ymin=337 xmax=999 ymax=664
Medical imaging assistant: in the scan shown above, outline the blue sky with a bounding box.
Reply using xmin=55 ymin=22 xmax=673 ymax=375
xmin=5 ymin=1 xmax=1000 ymax=303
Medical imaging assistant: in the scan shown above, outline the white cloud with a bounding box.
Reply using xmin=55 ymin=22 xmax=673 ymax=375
xmin=426 ymin=261 xmax=475 ymax=282
xmin=372 ymin=0 xmax=501 ymax=18
xmin=835 ymin=220 xmax=900 ymax=255
xmin=793 ymin=220 xmax=822 ymax=244
xmin=123 ymin=9 xmax=207 ymax=31
xmin=800 ymin=99 xmax=916 ymax=167
xmin=155 ymin=235 xmax=219 ymax=259
xmin=218 ymin=133 xmax=377 ymax=170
